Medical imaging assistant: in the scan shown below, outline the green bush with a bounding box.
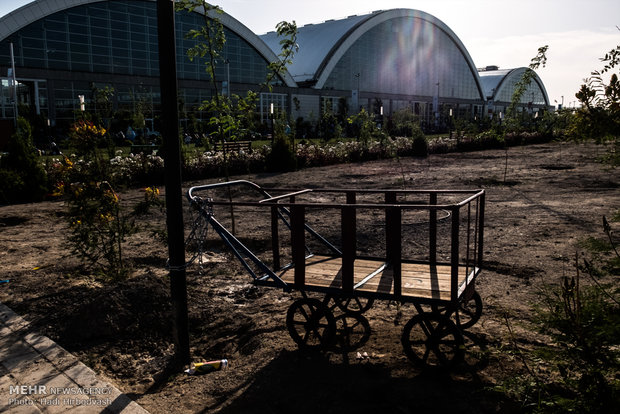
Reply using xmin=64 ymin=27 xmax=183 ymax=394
xmin=60 ymin=179 xmax=162 ymax=279
xmin=501 ymin=214 xmax=620 ymax=413
xmin=412 ymin=135 xmax=428 ymax=157
xmin=0 ymin=117 xmax=47 ymax=204
xmin=318 ymin=111 xmax=342 ymax=142
xmin=266 ymin=120 xmax=296 ymax=172
xmin=0 ymin=169 xmax=25 ymax=204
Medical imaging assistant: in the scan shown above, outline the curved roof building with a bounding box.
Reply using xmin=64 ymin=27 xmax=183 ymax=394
xmin=0 ymin=1 xmax=550 ymax=134
xmin=0 ymin=0 xmax=294 ymax=126
xmin=478 ymin=66 xmax=550 ymax=111
xmin=262 ymin=9 xmax=486 ymax=125
xmin=262 ymin=9 xmax=484 ymax=99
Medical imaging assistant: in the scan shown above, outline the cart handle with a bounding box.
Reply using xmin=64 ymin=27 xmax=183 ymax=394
xmin=259 ymin=189 xmax=313 ymax=203
xmin=187 ymin=179 xmax=270 ymax=202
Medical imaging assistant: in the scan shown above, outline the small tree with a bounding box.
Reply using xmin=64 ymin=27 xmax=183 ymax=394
xmin=55 ymin=126 xmax=162 ymax=279
xmin=318 ymin=110 xmax=341 ymax=142
xmin=347 ymin=108 xmax=375 ymax=147
xmin=176 ymin=0 xmax=298 ymax=233
xmin=176 ymin=0 xmax=298 ymax=148
xmin=505 ymin=45 xmax=548 ymax=132
xmin=499 ymin=46 xmax=549 ymax=182
xmin=572 ymin=39 xmax=620 ymax=165
xmin=0 ymin=117 xmax=47 ymax=203
xmin=90 ymin=84 xmax=115 ymax=129
xmin=267 ymin=113 xmax=296 ymax=172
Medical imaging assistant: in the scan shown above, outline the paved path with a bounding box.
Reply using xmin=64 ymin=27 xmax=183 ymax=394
xmin=0 ymin=302 xmax=149 ymax=413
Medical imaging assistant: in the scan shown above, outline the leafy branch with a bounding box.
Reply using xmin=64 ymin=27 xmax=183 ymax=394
xmin=261 ymin=21 xmax=299 ymax=93
xmin=507 ymin=45 xmax=548 ymax=119
xmin=176 ymin=0 xmax=225 ymax=108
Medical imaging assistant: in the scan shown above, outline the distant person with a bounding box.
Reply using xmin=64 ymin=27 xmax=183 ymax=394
xmin=126 ymin=126 xmax=136 ymax=142
xmin=50 ymin=141 xmax=61 ymax=155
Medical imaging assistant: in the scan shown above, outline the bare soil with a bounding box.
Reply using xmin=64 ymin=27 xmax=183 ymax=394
xmin=0 ymin=141 xmax=618 ymax=413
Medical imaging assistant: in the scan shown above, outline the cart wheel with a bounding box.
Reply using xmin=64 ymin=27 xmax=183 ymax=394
xmin=335 ymin=296 xmax=374 ymax=315
xmin=401 ymin=313 xmax=464 ymax=368
xmin=286 ymin=298 xmax=336 ymax=350
xmin=430 ymin=290 xmax=483 ymax=330
xmin=333 ymin=313 xmax=371 ymax=352
xmin=454 ymin=290 xmax=482 ymax=329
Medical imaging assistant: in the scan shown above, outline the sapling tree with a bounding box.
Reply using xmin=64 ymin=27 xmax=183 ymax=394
xmin=502 ymin=45 xmax=548 ymax=182
xmin=497 ymin=42 xmax=620 ymax=412
xmin=56 ymin=120 xmax=163 ymax=279
xmin=175 ymin=0 xmax=298 ymax=148
xmin=572 ymin=37 xmax=620 ymax=165
xmin=0 ymin=116 xmax=47 ymax=203
xmin=506 ymin=46 xmax=549 ymax=124
xmin=175 ymin=0 xmax=298 ymax=233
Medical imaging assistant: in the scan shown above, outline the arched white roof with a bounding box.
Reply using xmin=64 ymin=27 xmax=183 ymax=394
xmin=261 ymin=8 xmax=484 ymax=97
xmin=261 ymin=13 xmax=372 ymax=84
xmin=478 ymin=68 xmax=513 ymax=99
xmin=479 ymin=67 xmax=550 ymax=105
xmin=0 ymin=0 xmax=296 ymax=87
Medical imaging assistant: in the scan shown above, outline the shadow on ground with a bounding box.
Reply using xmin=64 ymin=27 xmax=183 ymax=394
xmin=202 ymin=347 xmax=520 ymax=414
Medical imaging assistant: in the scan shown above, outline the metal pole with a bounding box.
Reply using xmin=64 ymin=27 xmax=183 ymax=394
xmin=9 ymin=43 xmax=18 ymax=126
xmin=450 ymin=206 xmax=460 ymax=303
xmin=291 ymin=204 xmax=306 ymax=288
xmin=429 ymin=193 xmax=437 ymax=265
xmin=156 ymin=0 xmax=190 ymax=365
xmin=225 ymin=58 xmax=230 ymax=98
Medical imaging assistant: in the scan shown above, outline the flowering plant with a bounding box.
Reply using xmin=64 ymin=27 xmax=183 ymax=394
xmin=63 ymin=180 xmax=135 ymax=278
xmin=69 ymin=120 xmax=108 ymax=156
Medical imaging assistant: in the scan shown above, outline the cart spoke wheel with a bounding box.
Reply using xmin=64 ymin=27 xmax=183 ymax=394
xmin=333 ymin=313 xmax=371 ymax=352
xmin=335 ymin=296 xmax=374 ymax=315
xmin=455 ymin=290 xmax=482 ymax=329
xmin=429 ymin=290 xmax=483 ymax=330
xmin=286 ymin=298 xmax=335 ymax=350
xmin=401 ymin=313 xmax=464 ymax=368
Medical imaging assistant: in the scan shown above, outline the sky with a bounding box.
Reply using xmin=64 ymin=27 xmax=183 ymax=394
xmin=1 ymin=0 xmax=619 ymax=107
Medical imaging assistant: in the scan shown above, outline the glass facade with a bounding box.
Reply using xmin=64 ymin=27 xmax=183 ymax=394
xmin=0 ymin=2 xmax=549 ymax=127
xmin=259 ymin=92 xmax=287 ymax=122
xmin=0 ymin=78 xmax=48 ymax=119
xmin=495 ymin=74 xmax=547 ymax=105
xmin=0 ymin=0 xmax=274 ymax=82
xmin=0 ymin=0 xmax=277 ymax=121
xmin=323 ymin=16 xmax=482 ymax=100
xmin=176 ymin=12 xmax=277 ymax=85
xmin=0 ymin=79 xmax=15 ymax=119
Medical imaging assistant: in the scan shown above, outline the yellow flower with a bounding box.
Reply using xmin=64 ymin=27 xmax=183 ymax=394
xmin=144 ymin=186 xmax=160 ymax=202
xmin=72 ymin=184 xmax=84 ymax=197
xmin=104 ymin=190 xmax=119 ymax=204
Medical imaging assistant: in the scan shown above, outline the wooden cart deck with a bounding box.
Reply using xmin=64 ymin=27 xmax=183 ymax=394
xmin=188 ymin=181 xmax=485 ymax=305
xmin=276 ymin=255 xmax=478 ymax=301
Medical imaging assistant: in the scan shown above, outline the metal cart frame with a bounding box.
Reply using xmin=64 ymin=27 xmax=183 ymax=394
xmin=187 ymin=180 xmax=485 ymax=367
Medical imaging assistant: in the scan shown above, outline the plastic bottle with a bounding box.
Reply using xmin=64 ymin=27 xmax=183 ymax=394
xmin=185 ymin=359 xmax=228 ymax=375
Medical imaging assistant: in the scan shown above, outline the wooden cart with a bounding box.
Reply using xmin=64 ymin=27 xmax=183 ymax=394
xmin=187 ymin=180 xmax=485 ymax=367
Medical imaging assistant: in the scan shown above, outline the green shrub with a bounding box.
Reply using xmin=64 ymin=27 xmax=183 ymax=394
xmin=60 ymin=180 xmax=162 ymax=279
xmin=266 ymin=120 xmax=296 ymax=172
xmin=0 ymin=117 xmax=47 ymax=203
xmin=412 ymin=126 xmax=428 ymax=157
xmin=500 ymin=214 xmax=620 ymax=413
xmin=0 ymin=169 xmax=25 ymax=204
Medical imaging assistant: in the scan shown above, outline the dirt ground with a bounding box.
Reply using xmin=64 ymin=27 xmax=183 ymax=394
xmin=0 ymin=141 xmax=618 ymax=413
